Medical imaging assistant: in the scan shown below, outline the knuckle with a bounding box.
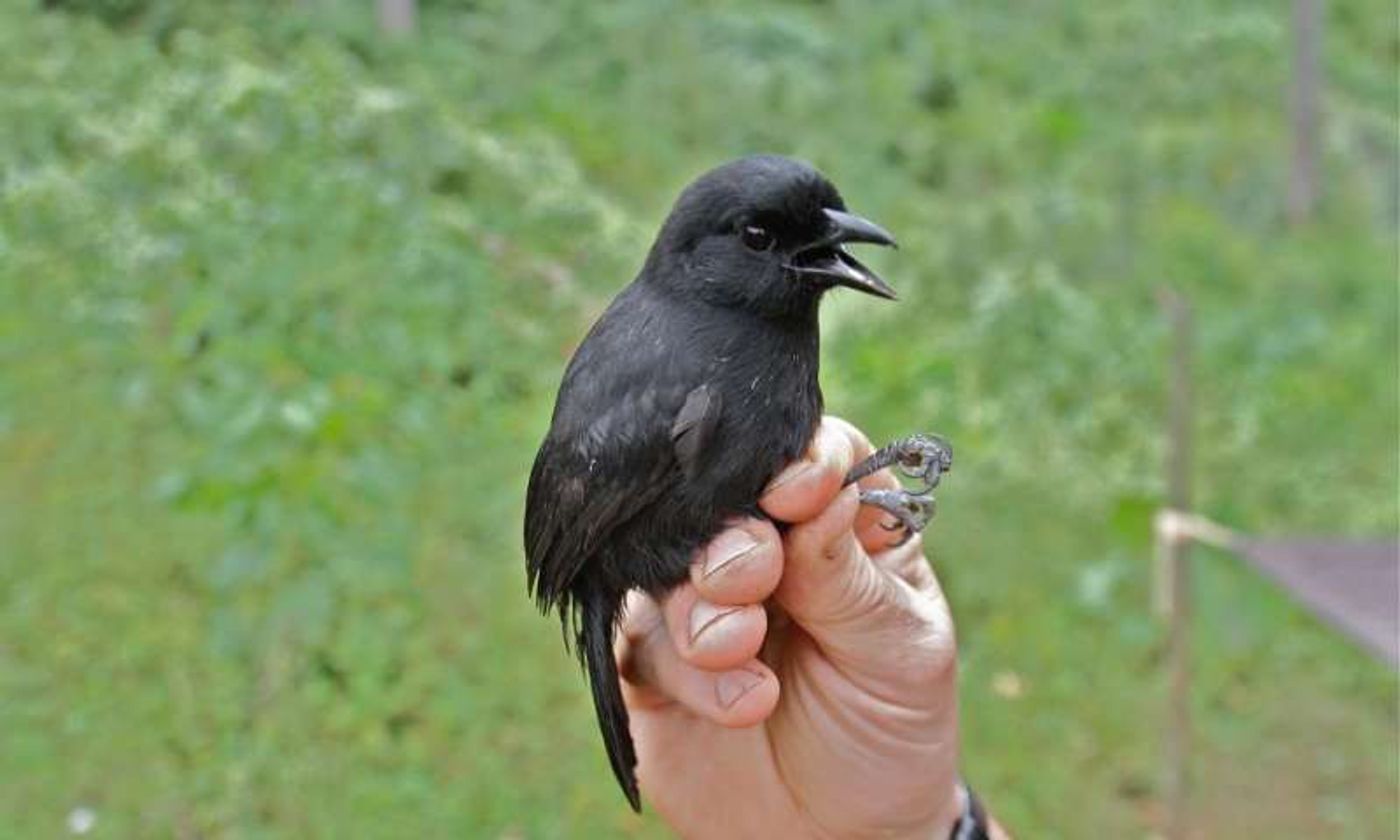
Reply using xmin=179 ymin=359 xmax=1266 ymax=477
xmin=619 ymin=591 xmax=662 ymax=644
xmin=827 ymin=415 xmax=874 ymax=461
xmin=826 ymin=426 xmax=854 ymax=479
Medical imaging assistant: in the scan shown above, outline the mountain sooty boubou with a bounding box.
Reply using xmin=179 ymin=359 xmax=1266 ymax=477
xmin=524 ymin=155 xmax=952 ymax=810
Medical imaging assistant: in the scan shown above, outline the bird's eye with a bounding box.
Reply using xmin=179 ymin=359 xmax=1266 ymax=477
xmin=740 ymin=225 xmax=776 ymax=252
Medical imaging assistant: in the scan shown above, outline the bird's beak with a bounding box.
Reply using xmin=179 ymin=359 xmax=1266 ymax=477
xmin=786 ymin=208 xmax=899 ymax=300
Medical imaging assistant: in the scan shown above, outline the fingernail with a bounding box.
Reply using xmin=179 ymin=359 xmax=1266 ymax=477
xmin=715 ymin=668 xmax=764 ymax=709
xmin=689 ymin=601 xmax=741 ymax=645
xmin=703 ymin=529 xmax=759 ymax=578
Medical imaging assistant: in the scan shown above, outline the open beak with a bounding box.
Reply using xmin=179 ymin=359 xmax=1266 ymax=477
xmin=786 ymin=207 xmax=899 ymax=300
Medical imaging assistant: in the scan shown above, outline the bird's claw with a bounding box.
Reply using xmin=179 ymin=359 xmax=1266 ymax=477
xmin=892 ymin=433 xmax=953 ymax=492
xmin=844 ymin=433 xmax=952 ymax=541
xmin=859 ymin=489 xmax=934 ymax=545
xmin=844 ymin=433 xmax=952 ymax=494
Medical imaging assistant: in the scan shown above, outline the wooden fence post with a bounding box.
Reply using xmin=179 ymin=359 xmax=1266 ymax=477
xmin=378 ymin=0 xmax=417 ymax=35
xmin=1288 ymin=0 xmax=1323 ymax=225
xmin=1157 ymin=289 xmax=1194 ymax=840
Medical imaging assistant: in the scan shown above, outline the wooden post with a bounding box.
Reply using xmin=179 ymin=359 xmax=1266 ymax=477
xmin=1157 ymin=289 xmax=1194 ymax=840
xmin=1288 ymin=0 xmax=1323 ymax=225
xmin=378 ymin=0 xmax=417 ymax=35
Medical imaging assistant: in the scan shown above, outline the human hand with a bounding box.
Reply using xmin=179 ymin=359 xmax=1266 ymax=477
xmin=616 ymin=416 xmax=964 ymax=838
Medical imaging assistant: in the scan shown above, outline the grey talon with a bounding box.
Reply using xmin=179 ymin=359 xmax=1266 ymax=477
xmin=893 ymin=434 xmax=953 ymax=492
xmin=847 ymin=432 xmax=950 ymax=541
xmin=844 ymin=433 xmax=953 ymax=493
xmin=858 ymin=488 xmax=935 ymax=539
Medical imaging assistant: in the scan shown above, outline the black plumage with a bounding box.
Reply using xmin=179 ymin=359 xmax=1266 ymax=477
xmin=523 ymin=155 xmax=898 ymax=809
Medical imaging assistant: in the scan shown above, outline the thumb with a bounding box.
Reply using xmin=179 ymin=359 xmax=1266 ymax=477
xmin=772 ymin=485 xmax=888 ymax=642
xmin=757 ymin=417 xmax=888 ymax=646
xmin=774 ymin=484 xmax=953 ymax=692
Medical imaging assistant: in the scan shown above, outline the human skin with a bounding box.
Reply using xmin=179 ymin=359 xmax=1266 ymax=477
xmin=615 ymin=416 xmax=1001 ymax=838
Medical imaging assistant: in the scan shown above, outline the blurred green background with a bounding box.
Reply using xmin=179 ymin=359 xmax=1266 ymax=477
xmin=2 ymin=0 xmax=1396 ymax=836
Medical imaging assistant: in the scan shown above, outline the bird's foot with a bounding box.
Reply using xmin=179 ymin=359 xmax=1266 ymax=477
xmin=858 ymin=488 xmax=935 ymax=545
xmin=844 ymin=433 xmax=952 ymax=493
xmin=844 ymin=433 xmax=953 ymax=542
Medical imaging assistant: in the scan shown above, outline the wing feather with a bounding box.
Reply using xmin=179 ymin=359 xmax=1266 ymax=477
xmin=524 ymin=286 xmax=725 ymax=612
xmin=671 ymin=383 xmax=721 ymax=481
xmin=525 ymin=383 xmax=720 ymax=610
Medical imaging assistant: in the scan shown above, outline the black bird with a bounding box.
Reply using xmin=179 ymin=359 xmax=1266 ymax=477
xmin=524 ymin=155 xmax=950 ymax=810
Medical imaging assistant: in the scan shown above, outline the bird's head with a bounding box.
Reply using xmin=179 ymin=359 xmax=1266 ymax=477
xmin=644 ymin=155 xmax=898 ymax=319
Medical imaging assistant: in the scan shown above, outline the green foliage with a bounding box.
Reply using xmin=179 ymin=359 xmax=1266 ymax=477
xmin=2 ymin=0 xmax=1396 ymax=836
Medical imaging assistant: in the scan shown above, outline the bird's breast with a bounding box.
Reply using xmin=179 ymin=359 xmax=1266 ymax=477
xmin=697 ymin=331 xmax=823 ymax=509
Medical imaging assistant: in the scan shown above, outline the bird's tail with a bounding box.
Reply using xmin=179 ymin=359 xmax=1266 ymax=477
xmin=579 ymin=585 xmax=641 ymax=811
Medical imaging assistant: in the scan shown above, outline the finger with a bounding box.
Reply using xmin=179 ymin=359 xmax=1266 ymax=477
xmin=617 ymin=592 xmax=779 ymax=727
xmin=773 ymin=484 xmax=887 ymax=635
xmin=826 ymin=417 xmax=919 ymax=553
xmin=616 ymin=590 xmax=671 ymax=710
xmin=759 ymin=417 xmax=853 ymax=524
xmin=689 ymin=518 xmax=783 ymax=607
xmin=852 ymin=467 xmax=909 ymax=553
xmin=774 ymin=485 xmax=954 ymax=686
xmin=825 ymin=415 xmax=875 ymax=462
xmin=771 ymin=415 xmax=937 ymax=589
xmin=760 ymin=414 xmax=906 ymax=543
xmin=662 ymin=583 xmax=768 ymax=671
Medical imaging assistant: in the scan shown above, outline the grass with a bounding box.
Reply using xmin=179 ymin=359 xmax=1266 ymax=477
xmin=1 ymin=0 xmax=1396 ymax=836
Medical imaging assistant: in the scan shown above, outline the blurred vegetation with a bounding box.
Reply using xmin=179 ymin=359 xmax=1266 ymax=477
xmin=1 ymin=0 xmax=1396 ymax=836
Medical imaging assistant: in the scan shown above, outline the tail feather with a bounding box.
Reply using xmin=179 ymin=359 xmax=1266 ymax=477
xmin=580 ymin=589 xmax=641 ymax=811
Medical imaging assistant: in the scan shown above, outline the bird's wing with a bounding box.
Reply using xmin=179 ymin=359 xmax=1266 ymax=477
xmin=525 ymin=373 xmax=721 ymax=611
xmin=670 ymin=383 xmax=721 ymax=481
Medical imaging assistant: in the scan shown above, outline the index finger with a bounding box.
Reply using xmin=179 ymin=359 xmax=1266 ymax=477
xmin=763 ymin=415 xmax=927 ymax=558
xmin=820 ymin=419 xmax=909 ymax=550
xmin=758 ymin=416 xmax=855 ymax=523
